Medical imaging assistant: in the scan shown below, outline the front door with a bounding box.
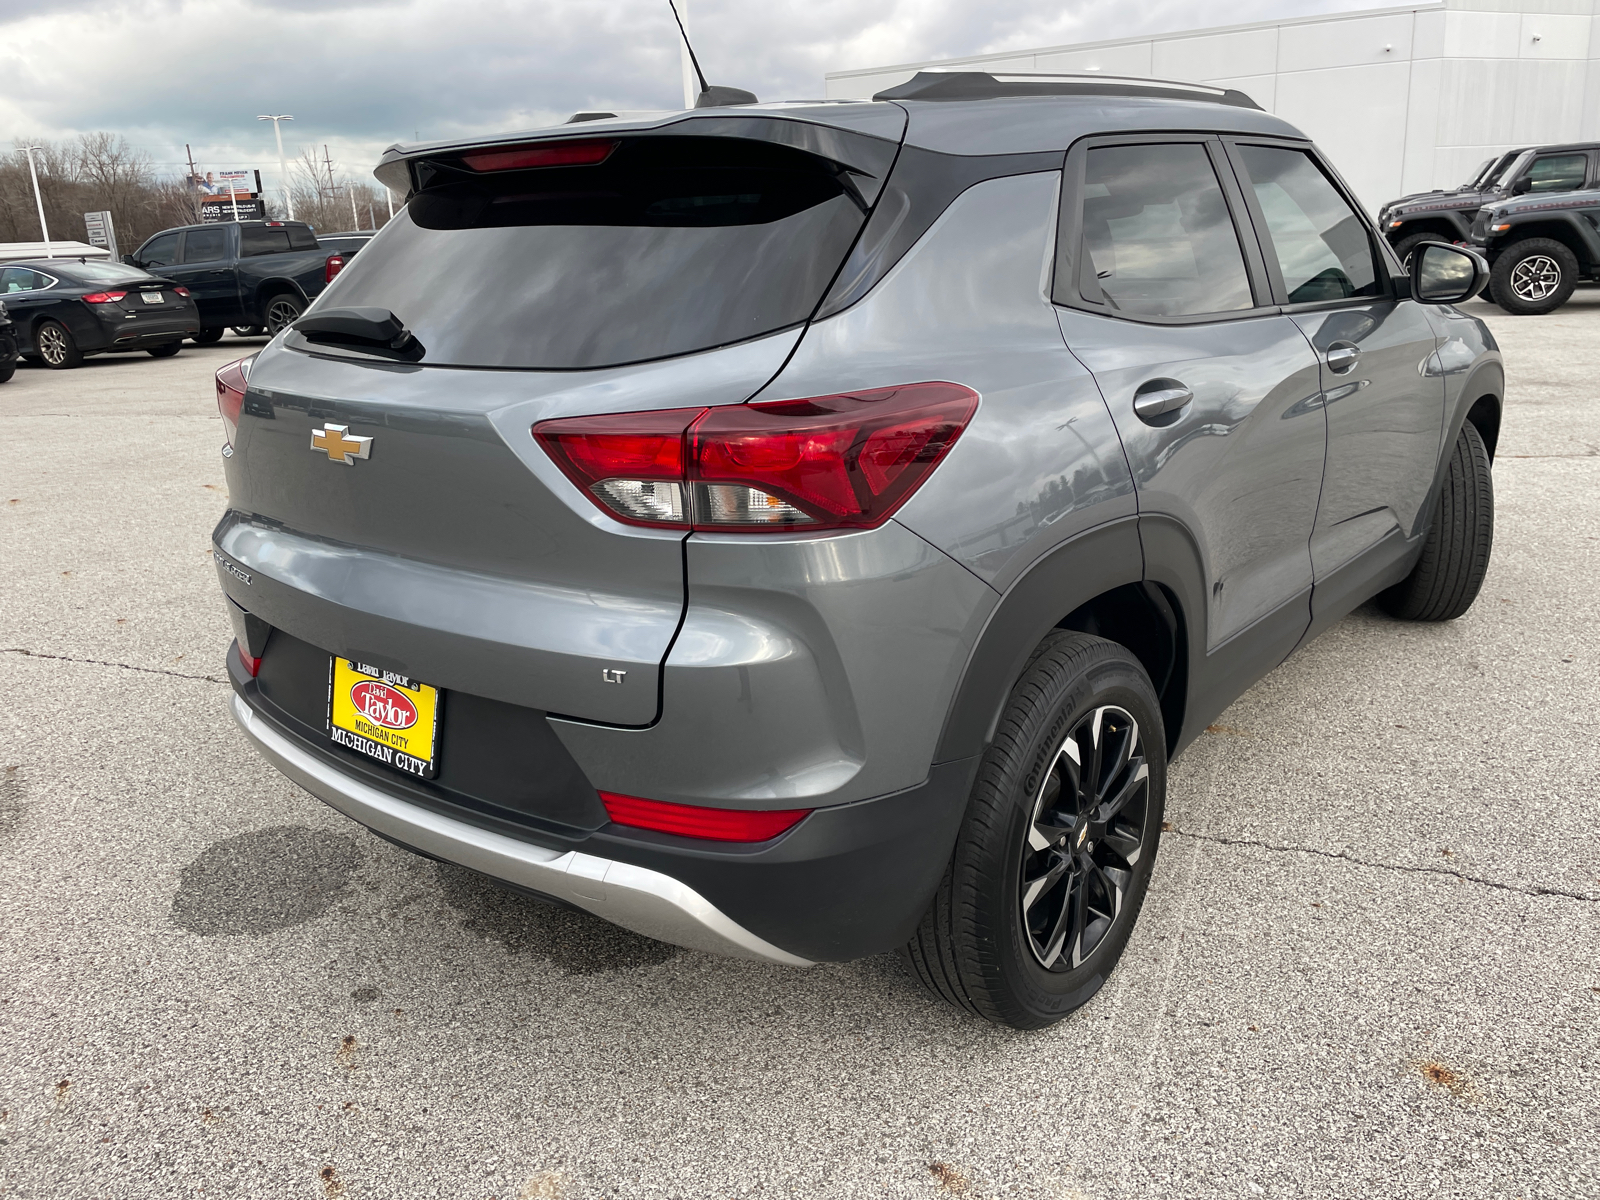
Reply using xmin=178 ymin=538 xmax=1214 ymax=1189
xmin=171 ymin=226 xmax=242 ymax=327
xmin=1225 ymin=141 xmax=1444 ymax=614
xmin=1055 ymin=136 xmax=1327 ymax=658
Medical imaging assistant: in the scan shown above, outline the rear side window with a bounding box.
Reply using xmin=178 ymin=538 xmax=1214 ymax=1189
xmin=287 ymin=226 xmax=320 ymax=250
xmin=1524 ymin=153 xmax=1587 ymax=193
xmin=240 ymin=227 xmax=291 ymax=256
xmin=1235 ymin=146 xmax=1380 ymax=304
xmin=1079 ymin=143 xmax=1254 ymax=318
xmin=325 ymin=136 xmax=869 ymax=369
xmin=182 ymin=227 xmax=228 ymax=263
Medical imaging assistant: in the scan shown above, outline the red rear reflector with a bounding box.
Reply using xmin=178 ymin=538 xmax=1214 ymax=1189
xmin=530 ymin=382 xmax=979 ymax=532
xmin=325 ymin=254 xmax=346 ymax=283
xmin=82 ymin=291 xmax=127 ymax=304
xmin=461 ymin=139 xmax=617 ymax=172
xmin=600 ymin=792 xmax=810 ymax=842
xmin=216 ymin=358 xmax=249 ymax=447
xmin=237 ymin=641 xmax=262 ymax=678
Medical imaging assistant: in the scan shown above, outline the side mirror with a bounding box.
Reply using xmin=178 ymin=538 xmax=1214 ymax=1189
xmin=1410 ymin=242 xmax=1489 ymax=305
xmin=1511 ymin=177 xmax=1533 ymax=196
xmin=121 ymin=253 xmax=136 ymax=265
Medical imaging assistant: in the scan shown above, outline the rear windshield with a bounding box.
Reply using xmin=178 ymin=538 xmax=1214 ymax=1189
xmin=241 ymin=225 xmax=319 ymax=256
xmin=323 ymin=136 xmax=869 ymax=369
xmin=56 ymin=262 xmax=154 ymax=285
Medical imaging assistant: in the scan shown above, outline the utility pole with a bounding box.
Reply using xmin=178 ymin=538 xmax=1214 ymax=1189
xmin=349 ymin=184 xmax=358 ymax=231
xmin=323 ymin=146 xmax=336 ymax=199
xmin=257 ymin=115 xmax=294 ymax=219
xmin=20 ymin=146 xmax=52 ymax=257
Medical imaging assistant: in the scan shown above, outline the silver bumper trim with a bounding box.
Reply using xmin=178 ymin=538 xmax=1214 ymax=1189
xmin=230 ymin=693 xmax=813 ymax=967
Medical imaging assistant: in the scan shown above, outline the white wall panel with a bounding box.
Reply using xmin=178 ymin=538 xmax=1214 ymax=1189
xmin=1275 ymin=62 xmax=1413 ymax=210
xmin=1401 ymin=56 xmax=1445 ymax=192
xmin=1278 ymin=13 xmax=1417 ymax=71
xmin=1033 ymin=43 xmax=1155 ymax=76
xmin=1519 ymin=13 xmax=1594 ymax=55
xmin=824 ymin=70 xmax=918 ymax=99
xmin=1414 ymin=9 xmax=1449 ymax=57
xmin=1443 ymin=10 xmax=1524 ymax=55
xmin=1435 ymin=57 xmax=1523 ymax=144
xmin=1152 ymin=28 xmax=1279 ymax=80
xmin=1510 ymin=58 xmax=1590 ymax=137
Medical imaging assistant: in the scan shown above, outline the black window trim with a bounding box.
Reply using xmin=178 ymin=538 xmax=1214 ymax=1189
xmin=1051 ymin=130 xmax=1282 ymax=328
xmin=1219 ymin=135 xmax=1403 ymax=314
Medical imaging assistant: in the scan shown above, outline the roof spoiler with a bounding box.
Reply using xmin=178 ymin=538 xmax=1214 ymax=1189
xmin=874 ymin=70 xmax=1263 ymax=111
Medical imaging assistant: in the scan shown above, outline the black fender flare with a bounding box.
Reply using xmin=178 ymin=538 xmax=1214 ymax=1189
xmin=1492 ymin=212 xmax=1600 ymax=269
xmin=933 ymin=516 xmax=1144 ymax=764
xmin=1392 ymin=211 xmax=1472 ymax=244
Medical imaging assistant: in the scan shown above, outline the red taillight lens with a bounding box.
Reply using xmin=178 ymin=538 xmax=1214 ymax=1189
xmin=237 ymin=641 xmax=262 ymax=678
xmin=82 ymin=291 xmax=127 ymax=304
xmin=461 ymin=139 xmax=617 ymax=172
xmin=174 ymin=286 xmax=191 ymax=297
xmin=325 ymin=254 xmax=345 ymax=283
xmin=216 ymin=358 xmax=248 ymax=447
xmin=531 ymin=383 xmax=978 ymax=533
xmin=600 ymin=791 xmax=810 ymax=842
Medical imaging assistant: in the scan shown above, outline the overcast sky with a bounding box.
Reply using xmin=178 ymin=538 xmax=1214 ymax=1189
xmin=2 ymin=0 xmax=1379 ymax=193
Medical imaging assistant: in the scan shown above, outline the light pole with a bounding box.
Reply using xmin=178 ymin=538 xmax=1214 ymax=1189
xmin=257 ymin=114 xmax=294 ymax=219
xmin=20 ymin=146 xmax=52 ymax=258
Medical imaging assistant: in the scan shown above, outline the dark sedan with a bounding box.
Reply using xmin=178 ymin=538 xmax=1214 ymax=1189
xmin=0 ymin=259 xmax=201 ymax=369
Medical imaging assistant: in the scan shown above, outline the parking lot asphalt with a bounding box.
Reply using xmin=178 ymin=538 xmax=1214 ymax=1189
xmin=2 ymin=297 xmax=1597 ymax=1200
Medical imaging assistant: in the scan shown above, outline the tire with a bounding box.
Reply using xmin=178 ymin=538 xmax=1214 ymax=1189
xmin=189 ymin=327 xmax=226 ymax=345
xmin=263 ymin=293 xmax=304 ymax=335
xmin=1488 ymin=238 xmax=1578 ymax=315
xmin=1393 ymin=232 xmax=1441 ymax=272
xmin=0 ymin=360 xmax=15 ymax=383
xmin=904 ymin=632 xmax=1166 ymax=1029
xmin=36 ymin=320 xmax=83 ymax=369
xmin=231 ymin=325 xmax=265 ymax=337
xmin=146 ymin=342 xmax=182 ymax=358
xmin=1378 ymin=421 xmax=1493 ymax=622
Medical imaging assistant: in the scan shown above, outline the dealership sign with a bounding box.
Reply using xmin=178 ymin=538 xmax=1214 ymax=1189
xmin=83 ymin=210 xmax=118 ymax=257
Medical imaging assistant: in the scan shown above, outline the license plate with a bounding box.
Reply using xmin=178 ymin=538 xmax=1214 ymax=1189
xmin=141 ymin=291 xmax=163 ymax=305
xmin=327 ymin=658 xmax=441 ymax=779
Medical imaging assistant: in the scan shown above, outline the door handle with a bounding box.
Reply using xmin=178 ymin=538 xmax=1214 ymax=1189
xmin=1325 ymin=343 xmax=1359 ymax=374
xmin=1132 ymin=383 xmax=1194 ymax=423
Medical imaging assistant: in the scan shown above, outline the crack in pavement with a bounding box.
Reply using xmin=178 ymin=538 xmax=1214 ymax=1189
xmin=1166 ymin=826 xmax=1598 ymax=904
xmin=1 ymin=647 xmax=227 ymax=685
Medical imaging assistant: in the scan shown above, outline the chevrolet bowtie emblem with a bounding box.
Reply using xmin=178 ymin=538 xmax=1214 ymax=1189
xmin=310 ymin=423 xmax=372 ymax=465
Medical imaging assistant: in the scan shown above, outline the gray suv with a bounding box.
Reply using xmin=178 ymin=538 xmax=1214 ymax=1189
xmin=214 ymin=72 xmax=1502 ymax=1029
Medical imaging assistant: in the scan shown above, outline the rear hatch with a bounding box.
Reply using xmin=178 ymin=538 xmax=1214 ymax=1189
xmin=220 ymin=105 xmax=904 ymax=728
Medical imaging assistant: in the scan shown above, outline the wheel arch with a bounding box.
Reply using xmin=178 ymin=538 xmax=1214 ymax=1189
xmin=1389 ymin=216 xmax=1463 ymax=247
xmin=934 ymin=516 xmax=1195 ymax=765
xmin=250 ymin=278 xmax=309 ymax=316
xmin=1497 ymin=220 xmax=1597 ymax=270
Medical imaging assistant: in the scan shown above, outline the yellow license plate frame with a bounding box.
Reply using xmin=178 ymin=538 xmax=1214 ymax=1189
xmin=327 ymin=658 xmax=441 ymax=779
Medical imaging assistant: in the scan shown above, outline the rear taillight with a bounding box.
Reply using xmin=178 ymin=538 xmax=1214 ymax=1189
xmin=324 ymin=254 xmax=346 ymax=283
xmin=216 ymin=358 xmax=249 ymax=448
xmin=462 ymin=139 xmax=617 ymax=172
xmin=237 ymin=642 xmax=262 ymax=678
xmin=173 ymin=286 xmax=191 ymax=297
xmin=532 ymin=382 xmax=978 ymax=533
xmin=82 ymin=291 xmax=127 ymax=304
xmin=600 ymin=792 xmax=810 ymax=842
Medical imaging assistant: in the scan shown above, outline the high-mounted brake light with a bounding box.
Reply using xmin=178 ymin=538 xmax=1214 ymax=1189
xmin=532 ymin=383 xmax=979 ymax=533
xmin=460 ymin=139 xmax=618 ymax=172
xmin=325 ymin=253 xmax=346 ymax=283
xmin=82 ymin=291 xmax=127 ymax=304
xmin=216 ymin=358 xmax=249 ymax=448
xmin=600 ymin=791 xmax=811 ymax=842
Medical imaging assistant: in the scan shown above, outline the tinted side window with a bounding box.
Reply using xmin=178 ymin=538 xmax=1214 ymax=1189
xmin=1525 ymin=154 xmax=1588 ymax=193
xmin=240 ymin=227 xmax=292 ymax=256
xmin=1 ymin=267 xmax=47 ymax=292
xmin=182 ymin=227 xmax=228 ymax=263
xmin=287 ymin=226 xmax=320 ymax=250
xmin=1079 ymin=143 xmax=1254 ymax=318
xmin=1236 ymin=146 xmax=1380 ymax=304
xmin=139 ymin=232 xmax=180 ymax=268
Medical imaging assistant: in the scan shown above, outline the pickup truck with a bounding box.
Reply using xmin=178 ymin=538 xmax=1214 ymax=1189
xmin=125 ymin=220 xmax=346 ymax=342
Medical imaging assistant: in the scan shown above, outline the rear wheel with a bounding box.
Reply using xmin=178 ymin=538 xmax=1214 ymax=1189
xmin=1378 ymin=420 xmax=1493 ymax=621
xmin=231 ymin=325 xmax=265 ymax=337
xmin=146 ymin=341 xmax=182 ymax=358
xmin=189 ymin=327 xmax=226 ymax=345
xmin=1489 ymin=238 xmax=1578 ymax=315
xmin=1393 ymin=231 xmax=1440 ymax=272
xmin=263 ymin=294 xmax=304 ymax=335
xmin=904 ymin=632 xmax=1165 ymax=1029
xmin=36 ymin=320 xmax=83 ymax=369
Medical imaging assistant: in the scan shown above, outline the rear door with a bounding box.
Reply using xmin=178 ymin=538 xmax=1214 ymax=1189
xmin=172 ymin=225 xmax=242 ymax=325
xmin=1054 ymin=135 xmax=1326 ymax=662
xmin=1224 ymin=140 xmax=1443 ymax=613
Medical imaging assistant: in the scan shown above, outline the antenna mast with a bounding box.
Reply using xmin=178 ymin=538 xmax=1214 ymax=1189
xmin=667 ymin=0 xmax=707 ymax=106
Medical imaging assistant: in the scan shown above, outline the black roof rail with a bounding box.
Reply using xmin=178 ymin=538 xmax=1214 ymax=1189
xmin=874 ymin=70 xmax=1263 ymax=111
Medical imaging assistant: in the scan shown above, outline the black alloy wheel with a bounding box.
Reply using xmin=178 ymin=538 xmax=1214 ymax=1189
xmin=905 ymin=631 xmax=1166 ymax=1029
xmin=1019 ymin=705 xmax=1150 ymax=972
xmin=146 ymin=341 xmax=182 ymax=358
xmin=264 ymin=294 xmax=304 ymax=336
xmin=36 ymin=320 xmax=83 ymax=369
xmin=190 ymin=327 xmax=226 ymax=345
xmin=1489 ymin=238 xmax=1578 ymax=316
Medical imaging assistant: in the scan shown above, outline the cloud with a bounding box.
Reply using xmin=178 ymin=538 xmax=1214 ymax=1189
xmin=2 ymin=0 xmax=1384 ymax=193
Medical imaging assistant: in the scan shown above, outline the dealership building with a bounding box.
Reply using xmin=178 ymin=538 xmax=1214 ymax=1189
xmin=825 ymin=0 xmax=1600 ymax=214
